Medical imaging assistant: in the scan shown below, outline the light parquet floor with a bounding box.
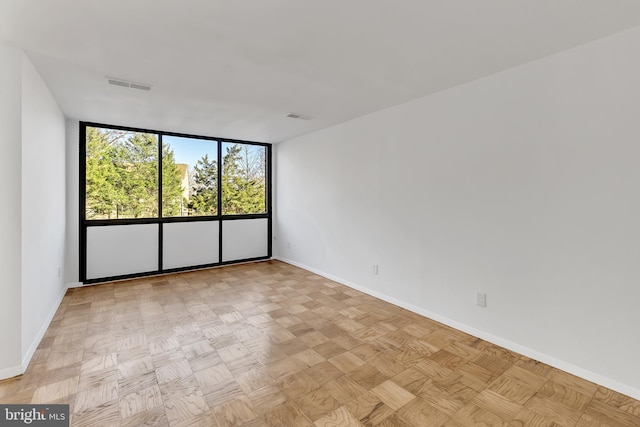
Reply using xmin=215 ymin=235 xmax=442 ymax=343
xmin=1 ymin=260 xmax=639 ymax=426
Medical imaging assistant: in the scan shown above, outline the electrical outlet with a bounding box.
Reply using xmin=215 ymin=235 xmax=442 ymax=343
xmin=58 ymin=267 xmax=61 ymax=278
xmin=373 ymin=264 xmax=379 ymax=275
xmin=287 ymin=241 xmax=291 ymax=249
xmin=476 ymin=292 xmax=487 ymax=307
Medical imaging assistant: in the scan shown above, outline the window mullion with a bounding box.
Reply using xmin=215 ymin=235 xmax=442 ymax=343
xmin=158 ymin=133 xmax=163 ymax=271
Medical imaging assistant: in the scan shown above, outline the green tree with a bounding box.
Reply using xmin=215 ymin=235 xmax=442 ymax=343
xmin=115 ymin=132 xmax=158 ymax=218
xmin=190 ymin=154 xmax=218 ymax=215
xmin=161 ymin=145 xmax=184 ymax=217
xmin=221 ymin=144 xmax=266 ymax=214
xmin=85 ymin=127 xmax=121 ymax=219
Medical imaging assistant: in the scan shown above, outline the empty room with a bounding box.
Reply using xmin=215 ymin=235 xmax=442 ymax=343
xmin=1 ymin=1 xmax=640 ymax=426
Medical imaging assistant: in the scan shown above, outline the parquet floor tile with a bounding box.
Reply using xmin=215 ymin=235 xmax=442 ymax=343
xmin=348 ymin=392 xmax=395 ymax=425
xmin=314 ymin=405 xmax=365 ymax=427
xmin=1 ymin=260 xmax=640 ymax=426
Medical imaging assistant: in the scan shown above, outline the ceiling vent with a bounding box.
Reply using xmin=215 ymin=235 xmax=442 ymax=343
xmin=107 ymin=78 xmax=151 ymax=91
xmin=286 ymin=113 xmax=312 ymax=120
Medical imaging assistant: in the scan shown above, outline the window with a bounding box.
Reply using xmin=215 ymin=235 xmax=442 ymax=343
xmin=222 ymin=142 xmax=267 ymax=215
xmin=84 ymin=126 xmax=269 ymax=220
xmin=80 ymin=122 xmax=271 ymax=284
xmin=85 ymin=127 xmax=158 ymax=219
xmin=162 ymin=136 xmax=218 ymax=217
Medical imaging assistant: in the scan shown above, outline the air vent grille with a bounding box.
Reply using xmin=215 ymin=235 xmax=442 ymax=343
xmin=108 ymin=78 xmax=151 ymax=91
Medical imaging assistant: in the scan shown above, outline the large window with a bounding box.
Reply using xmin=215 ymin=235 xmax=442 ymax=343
xmin=84 ymin=126 xmax=268 ymax=220
xmin=80 ymin=122 xmax=271 ymax=283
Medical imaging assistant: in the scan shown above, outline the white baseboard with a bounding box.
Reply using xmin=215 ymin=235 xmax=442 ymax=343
xmin=20 ymin=285 xmax=67 ymax=373
xmin=0 ymin=364 xmax=24 ymax=381
xmin=66 ymin=281 xmax=83 ymax=288
xmin=0 ymin=283 xmax=69 ymax=381
xmin=275 ymin=256 xmax=640 ymax=401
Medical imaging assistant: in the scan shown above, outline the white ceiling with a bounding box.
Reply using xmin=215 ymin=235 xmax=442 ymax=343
xmin=2 ymin=0 xmax=640 ymax=143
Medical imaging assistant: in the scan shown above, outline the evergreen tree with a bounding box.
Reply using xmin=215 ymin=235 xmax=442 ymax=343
xmin=161 ymin=145 xmax=184 ymax=217
xmin=115 ymin=132 xmax=158 ymax=218
xmin=85 ymin=127 xmax=121 ymax=219
xmin=190 ymin=154 xmax=218 ymax=215
xmin=222 ymin=144 xmax=266 ymax=214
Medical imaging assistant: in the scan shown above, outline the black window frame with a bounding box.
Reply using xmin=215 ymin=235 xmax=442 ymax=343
xmin=79 ymin=121 xmax=272 ymax=284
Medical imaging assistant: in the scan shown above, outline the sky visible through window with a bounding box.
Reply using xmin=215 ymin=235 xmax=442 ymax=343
xmin=163 ymin=135 xmax=216 ymax=166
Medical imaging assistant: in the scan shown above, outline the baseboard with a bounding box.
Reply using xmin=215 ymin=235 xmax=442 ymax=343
xmin=20 ymin=285 xmax=68 ymax=374
xmin=0 ymin=364 xmax=24 ymax=381
xmin=66 ymin=281 xmax=84 ymax=288
xmin=275 ymin=256 xmax=640 ymax=401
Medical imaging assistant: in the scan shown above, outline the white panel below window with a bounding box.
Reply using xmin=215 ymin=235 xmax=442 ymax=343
xmin=163 ymin=221 xmax=219 ymax=269
xmin=222 ymin=218 xmax=268 ymax=262
xmin=86 ymin=224 xmax=158 ymax=280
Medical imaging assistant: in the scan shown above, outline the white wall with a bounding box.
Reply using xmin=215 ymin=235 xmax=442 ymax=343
xmin=0 ymin=44 xmax=23 ymax=378
xmin=276 ymin=26 xmax=640 ymax=399
xmin=21 ymin=53 xmax=67 ymax=364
